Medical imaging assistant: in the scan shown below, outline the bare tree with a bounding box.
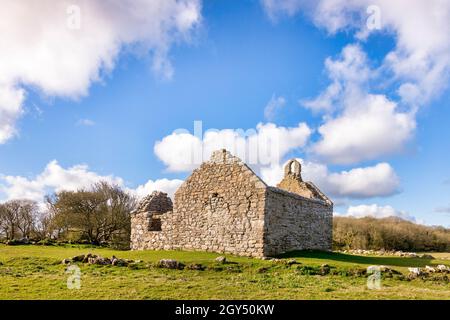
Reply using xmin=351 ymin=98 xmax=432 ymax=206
xmin=16 ymin=200 xmax=39 ymax=239
xmin=0 ymin=200 xmax=39 ymax=240
xmin=33 ymin=209 xmax=58 ymax=240
xmin=0 ymin=201 xmax=19 ymax=240
xmin=93 ymin=181 xmax=136 ymax=245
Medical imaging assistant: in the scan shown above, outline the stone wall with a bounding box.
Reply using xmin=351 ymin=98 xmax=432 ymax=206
xmin=130 ymin=191 xmax=173 ymax=250
xmin=131 ymin=149 xmax=268 ymax=257
xmin=263 ymin=187 xmax=333 ymax=256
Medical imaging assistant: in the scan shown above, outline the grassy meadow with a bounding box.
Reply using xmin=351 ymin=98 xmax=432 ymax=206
xmin=0 ymin=244 xmax=449 ymax=300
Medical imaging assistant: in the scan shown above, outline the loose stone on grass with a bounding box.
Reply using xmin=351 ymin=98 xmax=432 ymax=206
xmin=157 ymin=259 xmax=185 ymax=270
xmin=215 ymin=256 xmax=227 ymax=264
xmin=286 ymin=259 xmax=299 ymax=265
xmin=319 ymin=264 xmax=331 ymax=275
xmin=186 ymin=263 xmax=205 ymax=271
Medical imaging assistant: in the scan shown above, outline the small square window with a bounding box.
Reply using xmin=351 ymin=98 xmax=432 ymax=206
xmin=149 ymin=217 xmax=162 ymax=231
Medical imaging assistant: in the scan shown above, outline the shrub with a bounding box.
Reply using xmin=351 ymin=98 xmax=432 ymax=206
xmin=36 ymin=239 xmax=55 ymax=246
xmin=333 ymin=216 xmax=450 ymax=252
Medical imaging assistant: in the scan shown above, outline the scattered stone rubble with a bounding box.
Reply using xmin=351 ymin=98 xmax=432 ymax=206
xmin=287 ymin=259 xmax=299 ymax=265
xmin=339 ymin=249 xmax=435 ymax=259
xmin=407 ymin=264 xmax=450 ymax=279
xmin=367 ymin=265 xmax=402 ymax=276
xmin=58 ymin=252 xmax=449 ymax=283
xmin=61 ymin=253 xmax=135 ymax=267
xmin=157 ymin=259 xmax=185 ymax=270
xmin=186 ymin=263 xmax=205 ymax=271
xmin=436 ymin=264 xmax=450 ymax=272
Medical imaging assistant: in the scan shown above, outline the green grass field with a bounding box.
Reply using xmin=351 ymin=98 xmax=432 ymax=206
xmin=0 ymin=244 xmax=449 ymax=300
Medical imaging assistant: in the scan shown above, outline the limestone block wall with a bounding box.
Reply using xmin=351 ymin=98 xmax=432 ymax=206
xmin=263 ymin=187 xmax=333 ymax=256
xmin=132 ymin=150 xmax=268 ymax=257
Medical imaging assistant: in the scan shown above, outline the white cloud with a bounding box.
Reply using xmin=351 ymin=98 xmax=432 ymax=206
xmin=264 ymin=95 xmax=286 ymax=120
xmin=0 ymin=160 xmax=183 ymax=206
xmin=0 ymin=160 xmax=123 ymax=203
xmin=264 ymin=0 xmax=450 ymax=106
xmin=260 ymin=0 xmax=305 ymax=22
xmin=312 ymin=93 xmax=416 ymax=164
xmin=154 ymin=122 xmax=312 ymax=172
xmin=303 ymin=44 xmax=415 ymax=164
xmin=0 ymin=0 xmax=202 ymax=144
xmin=260 ymin=158 xmax=400 ymax=199
xmin=0 ymin=85 xmax=25 ymax=143
xmin=264 ymin=1 xmax=450 ymax=165
xmin=373 ymin=1 xmax=450 ymax=106
xmin=324 ymin=162 xmax=400 ymax=198
xmin=336 ymin=204 xmax=416 ymax=222
xmin=302 ymin=44 xmax=370 ymax=113
xmin=302 ymin=82 xmax=341 ymax=113
xmin=132 ymin=179 xmax=183 ymax=199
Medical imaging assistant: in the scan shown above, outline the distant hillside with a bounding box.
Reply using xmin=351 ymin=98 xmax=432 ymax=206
xmin=333 ymin=216 xmax=450 ymax=252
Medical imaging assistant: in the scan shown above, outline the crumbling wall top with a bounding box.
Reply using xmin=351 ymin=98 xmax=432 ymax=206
xmin=276 ymin=159 xmax=332 ymax=205
xmin=284 ymin=159 xmax=302 ymax=181
xmin=208 ymin=149 xmax=242 ymax=165
xmin=133 ymin=191 xmax=173 ymax=215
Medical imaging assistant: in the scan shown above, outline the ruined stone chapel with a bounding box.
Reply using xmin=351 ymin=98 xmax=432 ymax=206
xmin=131 ymin=149 xmax=333 ymax=257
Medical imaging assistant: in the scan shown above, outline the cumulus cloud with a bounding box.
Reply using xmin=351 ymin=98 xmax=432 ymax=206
xmin=0 ymin=0 xmax=202 ymax=144
xmin=264 ymin=95 xmax=286 ymax=121
xmin=265 ymin=0 xmax=450 ymax=100
xmin=307 ymin=0 xmax=450 ymax=106
xmin=260 ymin=158 xmax=400 ymax=199
xmin=0 ymin=85 xmax=25 ymax=143
xmin=133 ymin=178 xmax=183 ymax=199
xmin=312 ymin=92 xmax=416 ymax=164
xmin=302 ymin=44 xmax=370 ymax=113
xmin=260 ymin=0 xmax=306 ymax=22
xmin=336 ymin=204 xmax=416 ymax=222
xmin=304 ymin=44 xmax=415 ymax=164
xmin=0 ymin=160 xmax=183 ymax=206
xmin=262 ymin=0 xmax=450 ymax=98
xmin=324 ymin=162 xmax=400 ymax=198
xmin=264 ymin=1 xmax=450 ymax=165
xmin=154 ymin=122 xmax=312 ymax=172
xmin=0 ymin=160 xmax=123 ymax=203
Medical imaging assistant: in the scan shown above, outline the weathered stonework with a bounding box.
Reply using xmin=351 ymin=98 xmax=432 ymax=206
xmin=131 ymin=149 xmax=333 ymax=257
xmin=131 ymin=191 xmax=173 ymax=246
xmin=277 ymin=159 xmax=330 ymax=202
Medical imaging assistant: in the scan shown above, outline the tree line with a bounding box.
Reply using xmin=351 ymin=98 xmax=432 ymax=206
xmin=333 ymin=216 xmax=450 ymax=252
xmin=0 ymin=182 xmax=136 ymax=249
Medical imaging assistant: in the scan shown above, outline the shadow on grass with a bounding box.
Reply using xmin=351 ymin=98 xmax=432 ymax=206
xmin=277 ymin=250 xmax=433 ymax=267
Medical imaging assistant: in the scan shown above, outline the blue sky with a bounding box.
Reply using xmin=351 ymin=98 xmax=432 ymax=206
xmin=0 ymin=0 xmax=449 ymax=226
